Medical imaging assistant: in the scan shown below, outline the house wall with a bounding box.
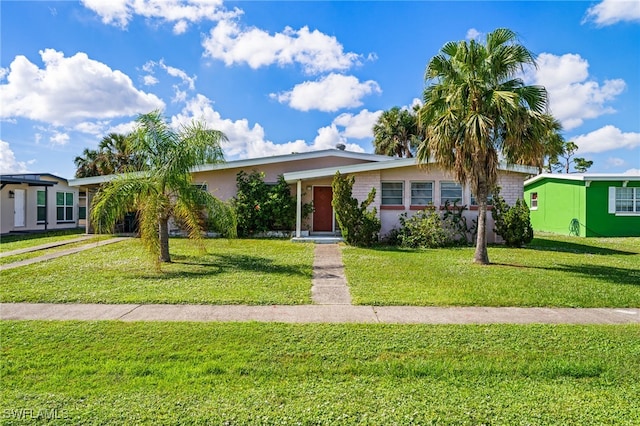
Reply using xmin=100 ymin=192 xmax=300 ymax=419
xmin=524 ymin=179 xmax=586 ymax=236
xmin=585 ymin=180 xmax=640 ymax=237
xmin=0 ymin=177 xmax=80 ymax=234
xmin=346 ymin=166 xmax=527 ymax=243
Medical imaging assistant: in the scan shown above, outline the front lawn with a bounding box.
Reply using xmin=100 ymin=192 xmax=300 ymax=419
xmin=343 ymin=234 xmax=640 ymax=307
xmin=1 ymin=321 xmax=638 ymax=424
xmin=0 ymin=228 xmax=85 ymax=253
xmin=0 ymin=238 xmax=314 ymax=305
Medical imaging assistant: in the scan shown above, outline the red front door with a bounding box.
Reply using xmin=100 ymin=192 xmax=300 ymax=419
xmin=313 ymin=186 xmax=333 ymax=232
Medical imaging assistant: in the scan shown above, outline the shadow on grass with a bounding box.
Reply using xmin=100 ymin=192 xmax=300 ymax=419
xmin=138 ymin=253 xmax=312 ymax=280
xmin=493 ymin=263 xmax=640 ymax=287
xmin=525 ymin=238 xmax=637 ymax=256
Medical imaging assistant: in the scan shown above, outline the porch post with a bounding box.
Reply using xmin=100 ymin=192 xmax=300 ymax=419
xmin=296 ymin=180 xmax=302 ymax=238
xmin=85 ymin=188 xmax=94 ymax=234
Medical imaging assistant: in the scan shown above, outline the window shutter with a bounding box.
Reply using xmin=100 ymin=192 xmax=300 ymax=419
xmin=608 ymin=187 xmax=616 ymax=214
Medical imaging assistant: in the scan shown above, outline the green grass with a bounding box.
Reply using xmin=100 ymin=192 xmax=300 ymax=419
xmin=0 ymin=228 xmax=85 ymax=253
xmin=0 ymin=238 xmax=314 ymax=305
xmin=0 ymin=236 xmax=110 ymax=266
xmin=343 ymin=234 xmax=640 ymax=307
xmin=1 ymin=321 xmax=638 ymax=424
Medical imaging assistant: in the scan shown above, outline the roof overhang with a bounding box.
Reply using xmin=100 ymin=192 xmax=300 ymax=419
xmin=0 ymin=176 xmax=57 ymax=187
xmin=283 ymin=159 xmax=537 ymax=183
xmin=525 ymin=173 xmax=640 ymax=187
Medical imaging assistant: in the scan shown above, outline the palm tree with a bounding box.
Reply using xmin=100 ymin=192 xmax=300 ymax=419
xmin=91 ymin=110 xmax=237 ymax=264
xmin=74 ymin=148 xmax=101 ymax=178
xmin=372 ymin=107 xmax=419 ymax=158
xmin=417 ymin=28 xmax=549 ymax=264
xmin=98 ymin=133 xmax=145 ymax=174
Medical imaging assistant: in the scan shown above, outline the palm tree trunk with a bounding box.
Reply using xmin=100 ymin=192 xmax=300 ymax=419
xmin=159 ymin=217 xmax=171 ymax=263
xmin=474 ymin=201 xmax=489 ymax=264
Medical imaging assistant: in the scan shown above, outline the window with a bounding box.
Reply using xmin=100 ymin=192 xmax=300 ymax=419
xmin=381 ymin=182 xmax=404 ymax=206
xmin=411 ymin=182 xmax=433 ymax=206
xmin=470 ymin=193 xmax=494 ymax=206
xmin=56 ymin=192 xmax=74 ymax=222
xmin=612 ymin=187 xmax=639 ymax=213
xmin=530 ymin=192 xmax=538 ymax=209
xmin=37 ymin=190 xmax=46 ymax=223
xmin=440 ymin=182 xmax=463 ymax=205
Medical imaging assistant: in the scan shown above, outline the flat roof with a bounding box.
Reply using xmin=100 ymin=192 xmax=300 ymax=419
xmin=0 ymin=175 xmax=59 ymax=186
xmin=525 ymin=172 xmax=640 ymax=186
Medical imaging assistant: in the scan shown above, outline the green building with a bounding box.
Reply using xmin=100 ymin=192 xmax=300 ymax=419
xmin=523 ymin=174 xmax=640 ymax=237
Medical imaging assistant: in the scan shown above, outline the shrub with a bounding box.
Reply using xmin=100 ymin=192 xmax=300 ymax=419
xmin=331 ymin=172 xmax=380 ymax=247
xmin=234 ymin=171 xmax=311 ymax=236
xmin=395 ymin=209 xmax=453 ymax=248
xmin=491 ymin=192 xmax=534 ymax=247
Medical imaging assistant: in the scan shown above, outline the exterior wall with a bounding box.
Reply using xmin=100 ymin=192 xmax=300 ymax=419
xmin=0 ymin=177 xmax=79 ymax=234
xmin=343 ymin=165 xmax=527 ymax=243
xmin=585 ymin=180 xmax=640 ymax=237
xmin=192 ymin=156 xmax=374 ymax=202
xmin=524 ymin=179 xmax=586 ymax=236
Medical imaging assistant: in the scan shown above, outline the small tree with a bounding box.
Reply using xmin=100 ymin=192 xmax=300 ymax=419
xmin=331 ymin=172 xmax=380 ymax=247
xmin=491 ymin=191 xmax=534 ymax=247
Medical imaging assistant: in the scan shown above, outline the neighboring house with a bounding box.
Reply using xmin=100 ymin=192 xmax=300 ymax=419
xmin=69 ymin=149 xmax=536 ymax=242
xmin=1 ymin=174 xmax=81 ymax=235
xmin=524 ymin=173 xmax=640 ymax=237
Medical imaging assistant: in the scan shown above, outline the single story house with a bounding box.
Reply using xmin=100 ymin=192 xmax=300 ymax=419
xmin=1 ymin=174 xmax=81 ymax=235
xmin=69 ymin=149 xmax=536 ymax=242
xmin=523 ymin=173 xmax=640 ymax=237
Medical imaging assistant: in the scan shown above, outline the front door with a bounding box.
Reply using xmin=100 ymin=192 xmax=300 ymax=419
xmin=14 ymin=189 xmax=25 ymax=227
xmin=313 ymin=186 xmax=333 ymax=232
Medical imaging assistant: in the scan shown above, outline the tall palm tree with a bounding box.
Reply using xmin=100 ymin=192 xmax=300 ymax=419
xmin=373 ymin=107 xmax=419 ymax=158
xmin=417 ymin=28 xmax=549 ymax=264
xmin=74 ymin=148 xmax=101 ymax=178
xmin=91 ymin=110 xmax=237 ymax=264
xmin=98 ymin=133 xmax=145 ymax=174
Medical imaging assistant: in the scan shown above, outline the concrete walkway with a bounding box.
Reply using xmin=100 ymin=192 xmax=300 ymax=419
xmin=0 ymin=237 xmax=128 ymax=271
xmin=1 ymin=241 xmax=638 ymax=324
xmin=1 ymin=303 xmax=638 ymax=324
xmin=0 ymin=235 xmax=94 ymax=258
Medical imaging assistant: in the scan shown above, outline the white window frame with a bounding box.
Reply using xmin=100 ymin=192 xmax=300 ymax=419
xmin=530 ymin=192 xmax=538 ymax=210
xmin=440 ymin=181 xmax=463 ymax=206
xmin=381 ymin=181 xmax=404 ymax=206
xmin=609 ymin=187 xmax=639 ymax=215
xmin=410 ymin=181 xmax=434 ymax=206
xmin=56 ymin=191 xmax=74 ymax=222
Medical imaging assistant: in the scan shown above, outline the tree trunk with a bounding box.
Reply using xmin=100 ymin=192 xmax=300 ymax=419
xmin=159 ymin=217 xmax=171 ymax=263
xmin=474 ymin=201 xmax=490 ymax=265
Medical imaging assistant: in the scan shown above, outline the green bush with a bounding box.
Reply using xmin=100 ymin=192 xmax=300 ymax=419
xmin=234 ymin=171 xmax=310 ymax=236
xmin=331 ymin=172 xmax=380 ymax=247
xmin=491 ymin=193 xmax=534 ymax=247
xmin=395 ymin=209 xmax=453 ymax=248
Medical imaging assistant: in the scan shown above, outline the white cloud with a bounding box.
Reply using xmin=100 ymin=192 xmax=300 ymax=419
xmin=49 ymin=132 xmax=70 ymax=146
xmin=273 ymin=73 xmax=381 ymax=112
xmin=466 ymin=28 xmax=482 ymax=40
xmin=170 ymin=94 xmax=363 ymax=160
xmin=525 ymin=53 xmax=625 ymax=130
xmin=606 ymin=157 xmax=626 ymax=167
xmin=0 ymin=49 xmax=165 ymax=126
xmin=623 ymin=168 xmax=640 ymax=176
xmin=143 ymin=75 xmax=159 ymax=86
xmin=81 ymin=0 xmax=242 ymax=33
xmin=0 ymin=140 xmax=33 ymax=174
xmin=583 ymin=0 xmax=640 ymax=26
xmin=572 ymin=125 xmax=640 ymax=154
xmin=203 ymin=20 xmax=361 ymax=75
xmin=332 ymin=109 xmax=382 ymax=139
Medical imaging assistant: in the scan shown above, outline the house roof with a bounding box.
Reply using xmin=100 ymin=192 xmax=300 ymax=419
xmin=283 ymin=158 xmax=538 ymax=183
xmin=525 ymin=172 xmax=640 ymax=186
xmin=0 ymin=174 xmax=62 ymax=187
xmin=68 ymin=149 xmax=394 ymax=187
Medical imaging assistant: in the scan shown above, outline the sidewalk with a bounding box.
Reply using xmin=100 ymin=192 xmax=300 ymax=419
xmin=1 ymin=242 xmax=638 ymax=324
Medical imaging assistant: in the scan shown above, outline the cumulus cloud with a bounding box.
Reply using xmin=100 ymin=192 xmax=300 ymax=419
xmin=50 ymin=132 xmax=70 ymax=146
xmin=272 ymin=73 xmax=381 ymax=112
xmin=0 ymin=49 xmax=164 ymax=126
xmin=623 ymin=168 xmax=640 ymax=175
xmin=0 ymin=140 xmax=33 ymax=174
xmin=332 ymin=109 xmax=382 ymax=139
xmin=466 ymin=28 xmax=482 ymax=40
xmin=525 ymin=53 xmax=625 ymax=130
xmin=606 ymin=157 xmax=626 ymax=167
xmin=203 ymin=20 xmax=361 ymax=75
xmin=572 ymin=125 xmax=640 ymax=154
xmin=583 ymin=0 xmax=640 ymax=26
xmin=170 ymin=94 xmax=363 ymax=160
xmin=81 ymin=0 xmax=242 ymax=33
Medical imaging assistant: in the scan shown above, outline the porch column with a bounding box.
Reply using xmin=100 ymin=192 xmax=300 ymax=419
xmin=296 ymin=179 xmax=302 ymax=238
xmin=85 ymin=188 xmax=94 ymax=234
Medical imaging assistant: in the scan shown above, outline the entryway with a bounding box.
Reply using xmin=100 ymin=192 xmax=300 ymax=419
xmin=312 ymin=186 xmax=334 ymax=233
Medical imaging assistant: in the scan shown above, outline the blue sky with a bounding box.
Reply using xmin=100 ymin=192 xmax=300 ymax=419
xmin=1 ymin=0 xmax=639 ymax=179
